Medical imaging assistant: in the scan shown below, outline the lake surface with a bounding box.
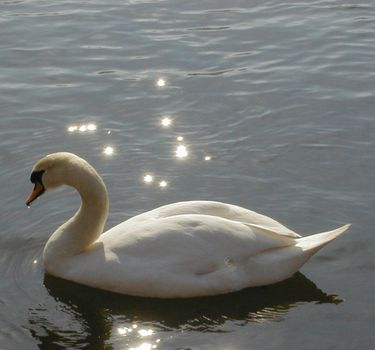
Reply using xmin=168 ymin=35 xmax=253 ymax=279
xmin=1 ymin=0 xmax=375 ymax=349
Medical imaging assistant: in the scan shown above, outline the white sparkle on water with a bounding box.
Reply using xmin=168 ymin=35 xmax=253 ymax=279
xmin=156 ymin=78 xmax=166 ymax=87
xmin=159 ymin=180 xmax=168 ymax=188
xmin=138 ymin=329 xmax=154 ymax=337
xmin=117 ymin=327 xmax=130 ymax=335
xmin=129 ymin=343 xmax=154 ymax=350
xmin=175 ymin=145 xmax=188 ymax=158
xmin=161 ymin=117 xmax=172 ymax=127
xmin=68 ymin=123 xmax=97 ymax=133
xmin=87 ymin=123 xmax=97 ymax=131
xmin=143 ymin=174 xmax=154 ymax=183
xmin=103 ymin=146 xmax=114 ymax=155
xmin=67 ymin=125 xmax=78 ymax=132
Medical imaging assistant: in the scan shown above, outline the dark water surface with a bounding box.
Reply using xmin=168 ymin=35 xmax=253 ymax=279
xmin=1 ymin=0 xmax=375 ymax=349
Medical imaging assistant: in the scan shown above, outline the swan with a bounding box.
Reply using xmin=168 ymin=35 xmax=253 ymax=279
xmin=26 ymin=152 xmax=350 ymax=298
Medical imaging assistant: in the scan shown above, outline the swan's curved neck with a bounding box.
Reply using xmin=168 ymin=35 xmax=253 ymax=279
xmin=43 ymin=162 xmax=109 ymax=269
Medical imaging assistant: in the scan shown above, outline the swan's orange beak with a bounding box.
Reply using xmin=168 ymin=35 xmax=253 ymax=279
xmin=26 ymin=182 xmax=44 ymax=206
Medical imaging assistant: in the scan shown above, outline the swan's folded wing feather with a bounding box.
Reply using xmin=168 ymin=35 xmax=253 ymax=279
xmin=117 ymin=201 xmax=300 ymax=238
xmin=241 ymin=223 xmax=297 ymax=246
xmin=100 ymin=214 xmax=296 ymax=265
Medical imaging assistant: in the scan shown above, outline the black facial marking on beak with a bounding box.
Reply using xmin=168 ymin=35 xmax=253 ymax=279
xmin=26 ymin=170 xmax=46 ymax=206
xmin=30 ymin=170 xmax=45 ymax=185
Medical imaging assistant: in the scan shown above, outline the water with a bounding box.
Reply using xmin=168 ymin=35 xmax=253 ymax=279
xmin=1 ymin=0 xmax=375 ymax=349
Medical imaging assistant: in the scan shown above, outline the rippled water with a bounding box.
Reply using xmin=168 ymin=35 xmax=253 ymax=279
xmin=1 ymin=0 xmax=375 ymax=349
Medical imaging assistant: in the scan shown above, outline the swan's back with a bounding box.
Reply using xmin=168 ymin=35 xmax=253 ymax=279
xmin=122 ymin=201 xmax=300 ymax=238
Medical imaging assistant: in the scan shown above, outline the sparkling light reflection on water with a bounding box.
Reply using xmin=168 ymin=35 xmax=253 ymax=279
xmin=103 ymin=146 xmax=115 ymax=156
xmin=1 ymin=0 xmax=375 ymax=349
xmin=160 ymin=116 xmax=172 ymax=128
xmin=175 ymin=144 xmax=188 ymax=159
xmin=143 ymin=174 xmax=154 ymax=184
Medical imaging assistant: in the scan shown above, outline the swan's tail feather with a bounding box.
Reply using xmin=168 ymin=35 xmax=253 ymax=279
xmin=295 ymin=224 xmax=350 ymax=255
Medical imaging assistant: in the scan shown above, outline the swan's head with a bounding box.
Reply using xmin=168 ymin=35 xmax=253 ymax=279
xmin=26 ymin=152 xmax=83 ymax=206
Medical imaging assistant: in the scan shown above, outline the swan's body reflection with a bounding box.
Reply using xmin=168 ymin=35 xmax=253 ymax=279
xmin=28 ymin=273 xmax=341 ymax=349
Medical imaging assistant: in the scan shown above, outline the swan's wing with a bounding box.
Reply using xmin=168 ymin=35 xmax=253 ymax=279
xmin=70 ymin=215 xmax=298 ymax=298
xmin=101 ymin=214 xmax=296 ymax=263
xmin=121 ymin=201 xmax=300 ymax=238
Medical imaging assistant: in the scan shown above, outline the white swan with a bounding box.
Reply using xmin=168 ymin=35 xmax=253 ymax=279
xmin=26 ymin=152 xmax=350 ymax=298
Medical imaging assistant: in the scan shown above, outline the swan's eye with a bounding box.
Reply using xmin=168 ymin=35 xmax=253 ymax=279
xmin=30 ymin=170 xmax=45 ymax=184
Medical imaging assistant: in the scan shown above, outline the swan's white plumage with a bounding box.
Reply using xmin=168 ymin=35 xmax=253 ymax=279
xmin=28 ymin=152 xmax=350 ymax=298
